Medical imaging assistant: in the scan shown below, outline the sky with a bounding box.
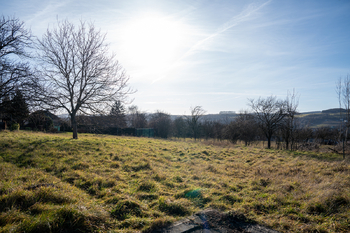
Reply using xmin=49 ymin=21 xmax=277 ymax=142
xmin=1 ymin=0 xmax=350 ymax=115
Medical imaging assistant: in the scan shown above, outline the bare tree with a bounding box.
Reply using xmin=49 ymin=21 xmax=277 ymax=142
xmin=186 ymin=106 xmax=206 ymax=140
xmin=280 ymin=90 xmax=299 ymax=150
xmin=249 ymin=96 xmax=287 ymax=149
xmin=336 ymin=76 xmax=350 ymax=158
xmin=36 ymin=20 xmax=133 ymax=139
xmin=0 ymin=15 xmax=35 ymax=105
xmin=127 ymin=105 xmax=147 ymax=128
xmin=0 ymin=16 xmax=32 ymax=59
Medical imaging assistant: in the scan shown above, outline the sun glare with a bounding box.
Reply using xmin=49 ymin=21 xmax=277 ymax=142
xmin=120 ymin=13 xmax=189 ymax=75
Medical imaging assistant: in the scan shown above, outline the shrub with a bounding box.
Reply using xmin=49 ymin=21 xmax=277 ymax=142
xmin=10 ymin=123 xmax=20 ymax=131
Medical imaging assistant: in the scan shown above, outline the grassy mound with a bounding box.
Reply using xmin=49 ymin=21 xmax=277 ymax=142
xmin=0 ymin=131 xmax=349 ymax=232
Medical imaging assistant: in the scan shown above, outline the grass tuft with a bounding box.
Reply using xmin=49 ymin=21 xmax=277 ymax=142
xmin=158 ymin=197 xmax=190 ymax=216
xmin=138 ymin=181 xmax=157 ymax=192
xmin=111 ymin=199 xmax=144 ymax=220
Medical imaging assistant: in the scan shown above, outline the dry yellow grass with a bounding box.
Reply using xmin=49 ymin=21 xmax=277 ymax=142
xmin=0 ymin=131 xmax=349 ymax=232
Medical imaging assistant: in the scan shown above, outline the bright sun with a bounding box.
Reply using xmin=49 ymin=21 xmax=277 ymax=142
xmin=120 ymin=13 xmax=189 ymax=75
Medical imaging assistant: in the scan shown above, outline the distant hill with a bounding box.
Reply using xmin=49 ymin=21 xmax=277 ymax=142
xmin=321 ymin=108 xmax=346 ymax=114
xmin=295 ymin=108 xmax=344 ymax=128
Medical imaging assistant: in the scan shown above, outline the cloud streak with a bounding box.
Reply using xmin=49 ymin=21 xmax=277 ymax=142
xmin=182 ymin=0 xmax=272 ymax=58
xmin=151 ymin=0 xmax=272 ymax=84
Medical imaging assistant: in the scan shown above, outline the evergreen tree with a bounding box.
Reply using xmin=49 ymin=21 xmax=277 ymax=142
xmin=109 ymin=100 xmax=126 ymax=128
xmin=110 ymin=100 xmax=126 ymax=116
xmin=10 ymin=90 xmax=29 ymax=126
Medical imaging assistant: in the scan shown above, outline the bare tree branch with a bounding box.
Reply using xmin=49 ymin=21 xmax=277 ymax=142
xmin=0 ymin=15 xmax=36 ymax=114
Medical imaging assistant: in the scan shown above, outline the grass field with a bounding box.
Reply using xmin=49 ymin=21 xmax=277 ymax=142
xmin=0 ymin=131 xmax=349 ymax=232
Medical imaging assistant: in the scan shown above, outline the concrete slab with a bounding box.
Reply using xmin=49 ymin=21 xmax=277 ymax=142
xmin=151 ymin=209 xmax=280 ymax=233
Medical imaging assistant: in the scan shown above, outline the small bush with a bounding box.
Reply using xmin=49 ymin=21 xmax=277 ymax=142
xmin=10 ymin=123 xmax=20 ymax=131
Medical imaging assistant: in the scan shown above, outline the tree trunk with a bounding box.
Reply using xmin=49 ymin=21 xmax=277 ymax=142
xmin=71 ymin=114 xmax=78 ymax=139
xmin=267 ymin=135 xmax=272 ymax=149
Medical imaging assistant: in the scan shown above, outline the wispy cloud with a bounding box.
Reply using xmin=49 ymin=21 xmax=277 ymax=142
xmin=151 ymin=0 xmax=272 ymax=84
xmin=26 ymin=0 xmax=68 ymax=24
xmin=181 ymin=0 xmax=272 ymax=58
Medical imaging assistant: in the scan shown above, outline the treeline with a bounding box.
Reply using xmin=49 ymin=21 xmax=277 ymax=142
xmin=69 ymin=102 xmax=341 ymax=152
xmin=0 ymin=88 xmax=343 ymax=151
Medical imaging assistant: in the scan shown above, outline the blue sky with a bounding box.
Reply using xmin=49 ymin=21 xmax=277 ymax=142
xmin=2 ymin=0 xmax=350 ymax=114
